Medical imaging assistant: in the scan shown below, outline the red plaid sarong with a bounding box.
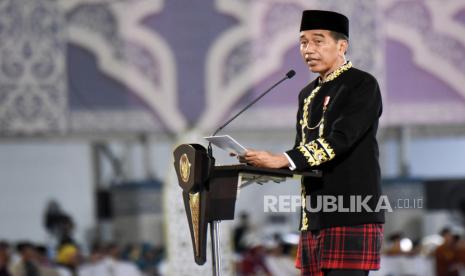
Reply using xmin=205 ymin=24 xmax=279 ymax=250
xmin=295 ymin=223 xmax=383 ymax=276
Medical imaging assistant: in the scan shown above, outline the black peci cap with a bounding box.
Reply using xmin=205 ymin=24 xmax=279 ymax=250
xmin=300 ymin=10 xmax=349 ymax=37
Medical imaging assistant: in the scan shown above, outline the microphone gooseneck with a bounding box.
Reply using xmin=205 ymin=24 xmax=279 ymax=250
xmin=207 ymin=70 xmax=297 ymax=157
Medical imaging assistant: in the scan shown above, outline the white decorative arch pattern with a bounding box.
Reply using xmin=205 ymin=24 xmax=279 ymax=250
xmin=61 ymin=0 xmax=187 ymax=134
xmin=385 ymin=0 xmax=465 ymax=100
xmin=383 ymin=0 xmax=465 ymax=125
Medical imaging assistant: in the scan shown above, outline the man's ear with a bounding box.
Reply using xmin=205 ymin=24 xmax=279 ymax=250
xmin=339 ymin=40 xmax=349 ymax=55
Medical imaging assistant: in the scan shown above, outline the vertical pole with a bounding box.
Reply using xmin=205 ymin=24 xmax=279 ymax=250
xmin=399 ymin=126 xmax=411 ymax=176
xmin=210 ymin=220 xmax=221 ymax=276
xmin=140 ymin=133 xmax=155 ymax=179
xmin=91 ymin=142 xmax=102 ymax=239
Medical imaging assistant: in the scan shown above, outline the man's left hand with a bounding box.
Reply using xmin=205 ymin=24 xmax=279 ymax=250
xmin=241 ymin=150 xmax=289 ymax=169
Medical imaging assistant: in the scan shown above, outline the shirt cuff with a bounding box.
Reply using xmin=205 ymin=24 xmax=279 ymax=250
xmin=283 ymin=152 xmax=297 ymax=171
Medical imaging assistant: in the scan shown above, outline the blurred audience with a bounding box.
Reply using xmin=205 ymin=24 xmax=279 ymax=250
xmin=407 ymin=239 xmax=423 ymax=256
xmin=233 ymin=212 xmax=299 ymax=276
xmin=87 ymin=242 xmax=105 ymax=264
xmin=35 ymin=245 xmax=59 ymax=276
xmin=384 ymin=232 xmax=404 ymax=256
xmin=78 ymin=242 xmax=163 ymax=276
xmin=455 ymin=236 xmax=465 ymax=274
xmin=0 ymin=240 xmax=165 ymax=276
xmin=435 ymin=228 xmax=459 ymax=276
xmin=10 ymin=242 xmax=41 ymax=276
xmin=238 ymin=244 xmax=271 ymax=276
xmin=0 ymin=241 xmax=11 ymax=276
xmin=264 ymin=234 xmax=298 ymax=276
xmin=56 ymin=244 xmax=80 ymax=276
xmin=4 ymin=224 xmax=465 ymax=276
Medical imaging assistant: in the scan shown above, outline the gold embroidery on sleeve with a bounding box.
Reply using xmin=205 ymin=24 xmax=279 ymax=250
xmin=298 ymin=138 xmax=335 ymax=166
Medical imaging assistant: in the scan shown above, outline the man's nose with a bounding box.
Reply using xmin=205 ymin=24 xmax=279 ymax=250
xmin=304 ymin=43 xmax=315 ymax=54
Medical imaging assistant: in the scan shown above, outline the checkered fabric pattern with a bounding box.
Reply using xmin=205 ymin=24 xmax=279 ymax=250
xmin=295 ymin=224 xmax=383 ymax=276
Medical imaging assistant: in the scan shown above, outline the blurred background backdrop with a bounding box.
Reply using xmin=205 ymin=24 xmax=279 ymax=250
xmin=1 ymin=0 xmax=465 ymax=275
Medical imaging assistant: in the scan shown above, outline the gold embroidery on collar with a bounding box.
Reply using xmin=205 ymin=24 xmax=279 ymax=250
xmin=321 ymin=61 xmax=353 ymax=83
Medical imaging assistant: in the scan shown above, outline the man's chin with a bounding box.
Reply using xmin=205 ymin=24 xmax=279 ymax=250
xmin=307 ymin=65 xmax=320 ymax=73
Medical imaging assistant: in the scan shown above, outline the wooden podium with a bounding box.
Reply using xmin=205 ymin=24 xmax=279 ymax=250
xmin=173 ymin=143 xmax=321 ymax=275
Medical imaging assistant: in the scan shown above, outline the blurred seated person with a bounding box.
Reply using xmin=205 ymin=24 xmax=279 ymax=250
xmin=239 ymin=245 xmax=271 ymax=276
xmin=435 ymin=228 xmax=459 ymax=276
xmin=383 ymin=232 xmax=404 ymax=256
xmin=238 ymin=233 xmax=271 ymax=276
xmin=265 ymin=235 xmax=299 ymax=276
xmin=35 ymin=245 xmax=59 ymax=276
xmin=105 ymin=243 xmax=141 ymax=276
xmin=456 ymin=235 xmax=465 ymax=262
xmin=10 ymin=242 xmax=40 ymax=276
xmin=88 ymin=242 xmax=105 ymax=264
xmin=79 ymin=242 xmax=141 ymax=276
xmin=406 ymin=239 xmax=422 ymax=257
xmin=452 ymin=235 xmax=465 ymax=275
xmin=56 ymin=244 xmax=80 ymax=276
xmin=0 ymin=241 xmax=11 ymax=276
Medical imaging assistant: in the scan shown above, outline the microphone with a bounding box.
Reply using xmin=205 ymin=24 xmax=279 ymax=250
xmin=286 ymin=70 xmax=296 ymax=79
xmin=207 ymin=69 xmax=296 ymax=157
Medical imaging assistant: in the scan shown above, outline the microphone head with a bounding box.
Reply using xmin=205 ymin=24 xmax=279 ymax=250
xmin=286 ymin=70 xmax=296 ymax=79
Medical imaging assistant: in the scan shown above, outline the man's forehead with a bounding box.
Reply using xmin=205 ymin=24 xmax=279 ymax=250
xmin=300 ymin=29 xmax=331 ymax=38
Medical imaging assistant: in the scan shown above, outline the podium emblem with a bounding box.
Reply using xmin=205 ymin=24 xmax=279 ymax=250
xmin=180 ymin=153 xmax=191 ymax=183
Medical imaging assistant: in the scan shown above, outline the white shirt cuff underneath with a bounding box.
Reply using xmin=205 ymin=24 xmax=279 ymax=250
xmin=283 ymin=152 xmax=297 ymax=171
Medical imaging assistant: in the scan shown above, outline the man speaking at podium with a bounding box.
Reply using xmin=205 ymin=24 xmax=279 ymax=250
xmin=242 ymin=10 xmax=385 ymax=276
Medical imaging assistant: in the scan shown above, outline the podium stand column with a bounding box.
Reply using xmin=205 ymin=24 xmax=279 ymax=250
xmin=210 ymin=220 xmax=221 ymax=276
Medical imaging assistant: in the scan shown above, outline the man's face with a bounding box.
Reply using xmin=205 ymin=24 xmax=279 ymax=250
xmin=299 ymin=30 xmax=346 ymax=76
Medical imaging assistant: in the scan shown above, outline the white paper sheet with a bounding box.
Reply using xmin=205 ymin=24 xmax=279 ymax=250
xmin=204 ymin=135 xmax=247 ymax=155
